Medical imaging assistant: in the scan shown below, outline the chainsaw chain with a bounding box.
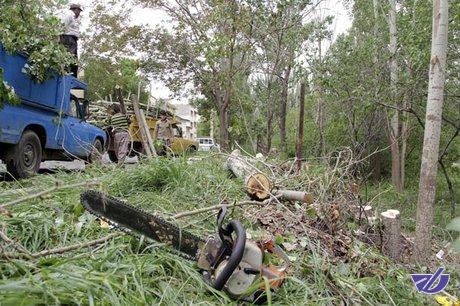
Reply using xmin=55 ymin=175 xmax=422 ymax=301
xmin=81 ymin=190 xmax=205 ymax=262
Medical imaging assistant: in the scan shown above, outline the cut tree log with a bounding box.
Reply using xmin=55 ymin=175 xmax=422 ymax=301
xmin=227 ymin=149 xmax=273 ymax=200
xmin=380 ymin=209 xmax=402 ymax=260
xmin=226 ymin=149 xmax=315 ymax=202
xmin=276 ymin=189 xmax=314 ymax=204
xmin=131 ymin=95 xmax=153 ymax=157
xmin=139 ymin=109 xmax=157 ymax=157
xmin=245 ymin=173 xmax=273 ymax=201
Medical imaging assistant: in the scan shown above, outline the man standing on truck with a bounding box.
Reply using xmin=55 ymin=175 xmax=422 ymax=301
xmin=59 ymin=4 xmax=82 ymax=77
xmin=107 ymin=105 xmax=130 ymax=164
xmin=154 ymin=115 xmax=173 ymax=155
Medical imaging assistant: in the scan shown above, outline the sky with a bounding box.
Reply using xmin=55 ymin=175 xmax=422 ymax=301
xmin=74 ymin=0 xmax=353 ymax=102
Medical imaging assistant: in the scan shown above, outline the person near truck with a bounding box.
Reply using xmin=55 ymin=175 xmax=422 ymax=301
xmin=107 ymin=105 xmax=130 ymax=164
xmin=59 ymin=4 xmax=82 ymax=77
xmin=154 ymin=115 xmax=173 ymax=155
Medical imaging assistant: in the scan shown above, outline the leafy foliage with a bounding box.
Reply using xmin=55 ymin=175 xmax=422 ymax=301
xmin=0 ymin=0 xmax=74 ymax=108
xmin=0 ymin=156 xmax=440 ymax=305
xmin=80 ymin=2 xmax=151 ymax=103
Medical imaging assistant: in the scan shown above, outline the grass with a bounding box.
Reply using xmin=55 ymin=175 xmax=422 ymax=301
xmin=363 ymin=175 xmax=460 ymax=240
xmin=0 ymin=154 xmax=457 ymax=305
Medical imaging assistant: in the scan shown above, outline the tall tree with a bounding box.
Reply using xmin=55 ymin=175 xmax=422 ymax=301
xmin=139 ymin=0 xmax=255 ymax=150
xmin=81 ymin=2 xmax=151 ymax=102
xmin=387 ymin=0 xmax=404 ymax=192
xmin=414 ymin=0 xmax=449 ymax=263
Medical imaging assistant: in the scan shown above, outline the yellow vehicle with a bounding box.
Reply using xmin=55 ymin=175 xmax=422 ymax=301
xmin=107 ymin=115 xmax=198 ymax=162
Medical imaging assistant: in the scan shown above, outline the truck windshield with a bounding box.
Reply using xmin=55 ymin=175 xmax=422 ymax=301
xmin=70 ymin=99 xmax=86 ymax=120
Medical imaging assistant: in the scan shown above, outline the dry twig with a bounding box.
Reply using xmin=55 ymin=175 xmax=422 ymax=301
xmin=0 ymin=225 xmax=32 ymax=256
xmin=1 ymin=232 xmax=123 ymax=259
xmin=173 ymin=196 xmax=278 ymax=219
xmin=0 ymin=180 xmax=101 ymax=209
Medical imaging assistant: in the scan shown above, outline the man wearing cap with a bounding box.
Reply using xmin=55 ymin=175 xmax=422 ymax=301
xmin=59 ymin=4 xmax=82 ymax=77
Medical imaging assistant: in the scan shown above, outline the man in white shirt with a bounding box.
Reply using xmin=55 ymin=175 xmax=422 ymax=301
xmin=59 ymin=4 xmax=82 ymax=77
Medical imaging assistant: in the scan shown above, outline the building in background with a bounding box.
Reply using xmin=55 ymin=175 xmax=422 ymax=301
xmin=149 ymin=96 xmax=177 ymax=114
xmin=175 ymin=103 xmax=198 ymax=140
xmin=175 ymin=115 xmax=194 ymax=139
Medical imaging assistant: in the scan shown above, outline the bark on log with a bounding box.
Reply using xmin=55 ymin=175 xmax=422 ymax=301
xmin=227 ymin=149 xmax=273 ymax=200
xmin=380 ymin=209 xmax=402 ymax=260
xmin=131 ymin=95 xmax=153 ymax=157
xmin=139 ymin=109 xmax=157 ymax=157
xmin=276 ymin=189 xmax=314 ymax=204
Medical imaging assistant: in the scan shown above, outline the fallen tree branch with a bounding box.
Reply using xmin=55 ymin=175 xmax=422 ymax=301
xmin=0 ymin=180 xmax=101 ymax=209
xmin=174 ymin=197 xmax=278 ymax=219
xmin=1 ymin=232 xmax=122 ymax=259
xmin=0 ymin=226 xmax=32 ymax=256
xmin=275 ymin=189 xmax=314 ymax=204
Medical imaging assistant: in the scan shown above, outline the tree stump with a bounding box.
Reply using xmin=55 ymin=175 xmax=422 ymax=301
xmin=380 ymin=209 xmax=402 ymax=260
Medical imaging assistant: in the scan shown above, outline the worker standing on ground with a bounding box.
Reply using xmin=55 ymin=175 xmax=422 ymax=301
xmin=107 ymin=105 xmax=130 ymax=164
xmin=59 ymin=4 xmax=82 ymax=77
xmin=154 ymin=115 xmax=173 ymax=155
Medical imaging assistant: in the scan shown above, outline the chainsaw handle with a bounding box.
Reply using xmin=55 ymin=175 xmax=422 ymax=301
xmin=212 ymin=220 xmax=246 ymax=290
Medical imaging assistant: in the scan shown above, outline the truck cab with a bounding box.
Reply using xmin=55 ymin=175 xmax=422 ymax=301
xmin=0 ymin=44 xmax=106 ymax=178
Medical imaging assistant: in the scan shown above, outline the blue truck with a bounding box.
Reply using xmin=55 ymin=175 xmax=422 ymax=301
xmin=0 ymin=44 xmax=106 ymax=178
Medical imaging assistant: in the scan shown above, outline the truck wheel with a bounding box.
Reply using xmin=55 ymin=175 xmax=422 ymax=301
xmin=88 ymin=139 xmax=103 ymax=164
xmin=6 ymin=130 xmax=42 ymax=179
xmin=108 ymin=150 xmax=118 ymax=163
xmin=186 ymin=146 xmax=197 ymax=154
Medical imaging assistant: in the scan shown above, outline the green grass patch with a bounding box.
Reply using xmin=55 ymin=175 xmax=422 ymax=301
xmin=0 ymin=156 xmax=456 ymax=305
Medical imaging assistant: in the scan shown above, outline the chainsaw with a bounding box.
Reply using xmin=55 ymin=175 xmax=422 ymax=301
xmin=81 ymin=190 xmax=289 ymax=303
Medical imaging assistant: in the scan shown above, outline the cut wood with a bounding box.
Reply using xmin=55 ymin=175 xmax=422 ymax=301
xmin=131 ymin=95 xmax=153 ymax=157
xmin=227 ymin=149 xmax=251 ymax=178
xmin=350 ymin=204 xmax=373 ymax=222
xmin=139 ymin=109 xmax=157 ymax=157
xmin=245 ymin=173 xmax=273 ymax=201
xmin=276 ymin=189 xmax=314 ymax=204
xmin=226 ymin=150 xmax=312 ymax=202
xmin=380 ymin=209 xmax=402 ymax=260
xmin=227 ymin=149 xmax=273 ymax=200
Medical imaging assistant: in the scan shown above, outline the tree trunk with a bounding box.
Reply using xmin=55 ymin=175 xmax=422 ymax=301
xmin=413 ymin=0 xmax=448 ymax=264
xmin=266 ymin=81 xmax=273 ymax=152
xmin=315 ymin=37 xmax=325 ymax=157
xmin=388 ymin=0 xmax=403 ymax=192
xmin=279 ymin=65 xmax=291 ymax=153
xmin=381 ymin=209 xmax=402 ymax=260
xmin=218 ymin=103 xmax=230 ymax=150
xmin=296 ymin=83 xmax=306 ymax=172
xmin=371 ymin=0 xmax=383 ymax=181
xmin=210 ymin=110 xmax=215 ymax=140
xmin=266 ymin=109 xmax=273 ymax=152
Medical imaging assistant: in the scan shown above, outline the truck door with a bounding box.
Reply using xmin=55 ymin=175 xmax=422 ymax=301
xmin=57 ymin=98 xmax=91 ymax=158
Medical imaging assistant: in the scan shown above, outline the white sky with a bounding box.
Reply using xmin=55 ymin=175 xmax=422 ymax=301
xmin=74 ymin=0 xmax=352 ymax=102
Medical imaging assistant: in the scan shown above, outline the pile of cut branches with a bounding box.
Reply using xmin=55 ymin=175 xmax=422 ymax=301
xmin=0 ymin=154 xmax=456 ymax=305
